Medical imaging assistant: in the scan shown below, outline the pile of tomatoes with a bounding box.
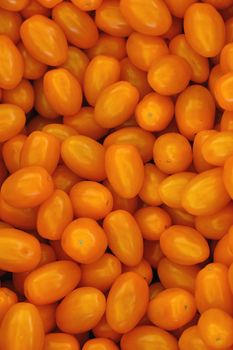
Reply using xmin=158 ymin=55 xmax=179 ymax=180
xmin=2 ymin=0 xmax=233 ymax=349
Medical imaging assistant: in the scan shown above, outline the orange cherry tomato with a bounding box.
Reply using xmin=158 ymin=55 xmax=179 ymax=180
xmin=0 ymin=9 xmax=22 ymax=43
xmin=24 ymin=260 xmax=81 ymax=305
xmin=42 ymin=124 xmax=77 ymax=142
xmin=17 ymin=42 xmax=47 ymax=80
xmin=37 ymin=189 xmax=73 ymax=240
xmin=220 ymin=43 xmax=233 ymax=73
xmin=143 ymin=240 xmax=164 ymax=269
xmin=43 ymin=68 xmax=82 ymax=116
xmin=0 ymin=228 xmax=41 ymax=272
xmin=198 ymin=308 xmax=233 ymax=349
xmin=103 ymin=210 xmax=143 ymax=266
xmin=105 ymin=144 xmax=144 ymax=199
xmin=149 ymin=283 xmax=164 ymax=300
xmin=227 ymin=262 xmax=233 ymax=294
xmin=169 ymin=34 xmax=209 ymax=83
xmin=121 ymin=325 xmax=178 ymax=350
xmin=163 ymin=206 xmax=195 ymax=228
xmin=0 ymin=194 xmax=37 ymax=230
xmin=86 ymin=33 xmax=126 ymax=61
xmin=2 ymin=79 xmax=34 ymax=113
xmin=20 ymin=131 xmax=60 ymax=174
xmin=80 ymin=253 xmax=122 ymax=292
xmin=158 ymin=257 xmax=200 ymax=293
xmin=175 ymin=85 xmax=215 ymax=141
xmin=2 ymin=134 xmax=26 ymax=173
xmin=93 ymin=314 xmax=121 ymax=342
xmin=94 ymin=81 xmax=139 ymax=128
xmin=126 ymin=32 xmax=168 ymax=72
xmin=104 ymin=126 xmax=155 ymax=163
xmin=61 ymin=218 xmax=107 ymax=264
xmin=135 ymin=92 xmax=174 ymax=132
xmin=120 ymin=58 xmax=152 ymax=99
xmin=179 ymin=325 xmax=214 ymax=350
xmin=56 ymin=287 xmax=106 ymax=334
xmin=70 ymin=181 xmax=113 ymax=220
xmin=61 ymin=135 xmax=106 ymax=181
xmin=147 ymin=287 xmax=197 ymax=331
xmin=0 ymin=302 xmax=44 ymax=350
xmin=221 ymin=111 xmax=233 ymax=131
xmin=162 ymin=16 xmax=183 ymax=40
xmin=224 ymin=155 xmax=233 ymax=199
xmin=95 ymin=0 xmax=132 ymax=37
xmin=158 ymin=172 xmax=196 ymax=209
xmin=122 ymin=259 xmax=153 ymax=285
xmin=33 ymin=79 xmax=59 ymax=119
xmin=0 ymin=35 xmax=23 ymax=90
xmin=52 ymin=165 xmax=80 ymax=193
xmin=50 ymin=239 xmax=72 ymax=262
xmin=204 ymin=0 xmax=233 ymax=8
xmin=195 ymin=203 xmax=233 ymax=240
xmin=184 ymin=3 xmax=225 ymax=57
xmin=1 ymin=166 xmax=54 ymax=208
xmin=195 ymin=263 xmax=233 ymax=315
xmin=214 ymin=72 xmax=233 ymax=111
xmin=164 ymin=0 xmax=197 ymax=17
xmin=120 ymin=0 xmax=172 ymax=36
xmin=26 ymin=116 xmax=60 ymax=134
xmin=71 ymin=0 xmax=103 ymax=11
xmin=208 ymin=64 xmax=224 ymax=97
xmin=106 ymin=272 xmax=149 ymax=333
xmin=182 ymin=167 xmax=231 ymax=215
xmin=148 ymin=54 xmax=191 ymax=96
xmin=134 ymin=206 xmax=171 ymax=241
xmin=20 ymin=15 xmax=68 ymax=66
xmin=83 ymin=338 xmax=118 ymax=350
xmin=226 ymin=16 xmax=233 ymax=43
xmin=201 ymin=131 xmax=233 ymax=166
xmin=153 ymin=133 xmax=192 ymax=174
xmin=20 ymin=0 xmax=51 ymax=18
xmin=84 ymin=55 xmax=120 ymax=106
xmin=160 ymin=225 xmax=210 ymax=265
xmin=0 ymin=287 xmax=18 ymax=323
xmin=214 ymin=233 xmax=233 ymax=266
xmin=0 ymin=0 xmax=29 ymax=11
xmin=52 ymin=2 xmax=98 ymax=49
xmin=139 ymin=163 xmax=166 ymax=206
xmin=43 ymin=333 xmax=80 ymax=350
xmin=61 ymin=46 xmax=89 ymax=85
xmin=63 ymin=107 xmax=108 ymax=141
xmin=193 ymin=130 xmax=218 ymax=173
xmin=0 ymin=104 xmax=25 ymax=143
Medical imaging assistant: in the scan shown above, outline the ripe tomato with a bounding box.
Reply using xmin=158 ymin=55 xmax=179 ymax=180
xmin=184 ymin=3 xmax=225 ymax=57
xmin=122 ymin=259 xmax=153 ymax=285
xmin=0 ymin=302 xmax=44 ymax=350
xmin=83 ymin=338 xmax=119 ymax=350
xmin=221 ymin=111 xmax=233 ymax=131
xmin=193 ymin=130 xmax=218 ymax=173
xmin=61 ymin=46 xmax=89 ymax=85
xmin=143 ymin=240 xmax=164 ymax=269
xmin=103 ymin=210 xmax=143 ymax=266
xmin=2 ymin=134 xmax=26 ymax=174
xmin=52 ymin=165 xmax=80 ymax=193
xmin=147 ymin=287 xmax=197 ymax=330
xmin=43 ymin=333 xmax=80 ymax=350
xmin=93 ymin=314 xmax=121 ymax=342
xmin=56 ymin=287 xmax=106 ymax=334
xmin=214 ymin=71 xmax=233 ymax=111
xmin=0 ymin=287 xmax=18 ymax=323
xmin=33 ymin=79 xmax=59 ymax=119
xmin=220 ymin=43 xmax=233 ymax=73
xmin=86 ymin=33 xmax=126 ymax=61
xmin=160 ymin=225 xmax=209 ymax=265
xmin=71 ymin=0 xmax=103 ymax=11
xmin=201 ymin=131 xmax=233 ymax=166
xmin=214 ymin=233 xmax=233 ymax=266
xmin=179 ymin=326 xmax=213 ymax=350
xmin=0 ymin=9 xmax=22 ymax=43
xmin=2 ymin=79 xmax=34 ymax=113
xmin=106 ymin=272 xmax=149 ymax=333
xmin=0 ymin=104 xmax=25 ymax=142
xmin=42 ymin=124 xmax=77 ymax=142
xmin=20 ymin=0 xmax=51 ymax=18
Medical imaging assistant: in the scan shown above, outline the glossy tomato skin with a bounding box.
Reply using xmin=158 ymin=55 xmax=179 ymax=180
xmin=52 ymin=165 xmax=80 ymax=193
xmin=83 ymin=338 xmax=118 ymax=350
xmin=214 ymin=72 xmax=233 ymax=111
xmin=2 ymin=79 xmax=34 ymax=113
xmin=20 ymin=15 xmax=68 ymax=66
xmin=0 ymin=228 xmax=41 ymax=272
xmin=184 ymin=3 xmax=225 ymax=57
xmin=122 ymin=325 xmax=179 ymax=350
xmin=42 ymin=124 xmax=77 ymax=142
xmin=93 ymin=314 xmax=121 ymax=342
xmin=193 ymin=130 xmax=218 ymax=173
xmin=0 ymin=9 xmax=22 ymax=43
xmin=61 ymin=46 xmax=89 ymax=85
xmin=214 ymin=233 xmax=233 ymax=266
xmin=0 ymin=287 xmax=18 ymax=323
xmin=0 ymin=104 xmax=25 ymax=142
xmin=20 ymin=0 xmax=51 ymax=18
xmin=1 ymin=166 xmax=54 ymax=208
xmin=56 ymin=287 xmax=106 ymax=334
xmin=0 ymin=302 xmax=44 ymax=350
xmin=201 ymin=131 xmax=233 ymax=166
xmin=86 ymin=33 xmax=126 ymax=61
xmin=221 ymin=111 xmax=233 ymax=131
xmin=160 ymin=225 xmax=210 ymax=265
xmin=103 ymin=210 xmax=143 ymax=266
xmin=24 ymin=260 xmax=81 ymax=305
xmin=106 ymin=272 xmax=149 ymax=333
xmin=178 ymin=325 xmax=212 ymax=350
xmin=122 ymin=259 xmax=153 ymax=285
xmin=43 ymin=333 xmax=80 ymax=350
xmin=0 ymin=35 xmax=24 ymax=89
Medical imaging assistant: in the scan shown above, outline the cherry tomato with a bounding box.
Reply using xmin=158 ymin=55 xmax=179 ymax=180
xmin=26 ymin=116 xmax=60 ymax=134
xmin=208 ymin=64 xmax=224 ymax=97
xmin=61 ymin=218 xmax=107 ymax=264
xmin=2 ymin=79 xmax=34 ymax=113
xmin=61 ymin=46 xmax=89 ymax=85
xmin=204 ymin=0 xmax=233 ymax=8
xmin=134 ymin=206 xmax=171 ymax=240
xmin=70 ymin=181 xmax=113 ymax=220
xmin=164 ymin=0 xmax=197 ymax=17
xmin=220 ymin=43 xmax=233 ymax=73
xmin=56 ymin=287 xmax=106 ymax=334
xmin=198 ymin=308 xmax=233 ymax=349
xmin=103 ymin=210 xmax=143 ymax=266
xmin=37 ymin=189 xmax=73 ymax=240
xmin=0 ymin=302 xmax=44 ymax=350
xmin=169 ymin=34 xmax=209 ymax=83
xmin=63 ymin=107 xmax=108 ymax=141
xmin=143 ymin=240 xmax=164 ymax=269
xmin=71 ymin=0 xmax=103 ymax=11
xmin=106 ymin=272 xmax=149 ymax=333
xmin=52 ymin=2 xmax=98 ymax=49
xmin=223 ymin=155 xmax=233 ymax=199
xmin=86 ymin=33 xmax=126 ymax=61
xmin=20 ymin=15 xmax=68 ymax=66
xmin=94 ymin=81 xmax=139 ymax=128
xmin=0 ymin=104 xmax=25 ymax=143
xmin=84 ymin=55 xmax=120 ymax=106
xmin=20 ymin=0 xmax=51 ymax=18
xmin=221 ymin=111 xmax=233 ymax=131
xmin=149 ymin=283 xmax=164 ymax=300
xmin=179 ymin=325 xmax=213 ymax=350
xmin=0 ymin=9 xmax=22 ymax=43
xmin=148 ymin=287 xmax=197 ymax=331
xmin=163 ymin=206 xmax=195 ymax=228
xmin=2 ymin=134 xmax=26 ymax=173
xmin=61 ymin=135 xmax=106 ymax=181
xmin=201 ymin=131 xmax=233 ymax=166
xmin=42 ymin=124 xmax=77 ymax=142
xmin=184 ymin=3 xmax=225 ymax=57
xmin=0 ymin=287 xmax=18 ymax=323
xmin=43 ymin=333 xmax=80 ymax=350
xmin=226 ymin=16 xmax=233 ymax=43
xmin=162 ymin=16 xmax=183 ymax=40
xmin=33 ymin=79 xmax=59 ymax=119
xmin=148 ymin=54 xmax=191 ymax=96
xmin=214 ymin=233 xmax=233 ymax=266
xmin=122 ymin=259 xmax=153 ymax=285
xmin=193 ymin=130 xmax=218 ymax=173
xmin=160 ymin=225 xmax=210 ymax=265
xmin=120 ymin=0 xmax=172 ymax=36
xmin=52 ymin=165 xmax=80 ymax=193
xmin=50 ymin=239 xmax=72 ymax=262
xmin=214 ymin=72 xmax=233 ymax=111
xmin=93 ymin=314 xmax=121 ymax=342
